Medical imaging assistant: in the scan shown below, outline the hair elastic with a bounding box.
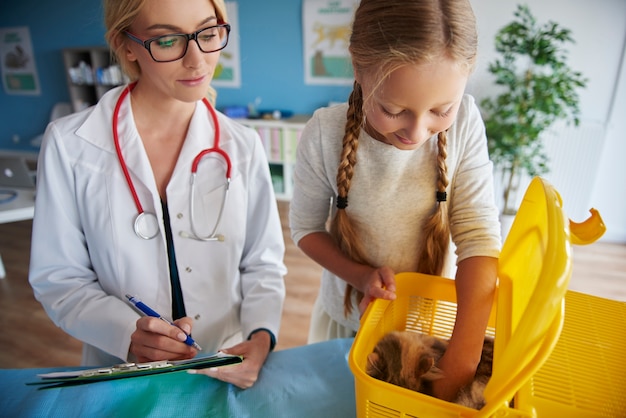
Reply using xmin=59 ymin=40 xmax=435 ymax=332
xmin=436 ymin=191 xmax=447 ymax=202
xmin=336 ymin=195 xmax=348 ymax=209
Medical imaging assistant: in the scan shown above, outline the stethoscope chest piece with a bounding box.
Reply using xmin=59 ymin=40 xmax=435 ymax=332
xmin=134 ymin=212 xmax=160 ymax=240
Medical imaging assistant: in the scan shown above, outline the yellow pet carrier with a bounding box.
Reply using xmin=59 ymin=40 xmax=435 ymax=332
xmin=349 ymin=177 xmax=624 ymax=417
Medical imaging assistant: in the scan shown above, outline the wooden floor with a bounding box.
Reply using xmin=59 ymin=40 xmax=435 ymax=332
xmin=1 ymin=201 xmax=624 ymax=369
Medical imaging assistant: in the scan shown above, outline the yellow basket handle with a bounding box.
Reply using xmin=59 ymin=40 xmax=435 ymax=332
xmin=569 ymin=208 xmax=606 ymax=245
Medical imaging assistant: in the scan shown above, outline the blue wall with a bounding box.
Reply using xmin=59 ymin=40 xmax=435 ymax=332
xmin=0 ymin=0 xmax=353 ymax=152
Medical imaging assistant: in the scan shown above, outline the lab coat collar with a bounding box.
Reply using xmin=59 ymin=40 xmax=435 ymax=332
xmin=76 ymin=85 xmax=126 ymax=154
xmin=76 ymin=85 xmax=157 ymax=196
xmin=75 ymin=85 xmax=221 ymax=162
xmin=75 ymin=85 xmax=223 ymax=200
xmin=173 ymin=99 xmax=218 ymax=174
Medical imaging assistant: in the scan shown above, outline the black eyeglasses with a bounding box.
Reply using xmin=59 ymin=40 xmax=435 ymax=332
xmin=125 ymin=23 xmax=231 ymax=63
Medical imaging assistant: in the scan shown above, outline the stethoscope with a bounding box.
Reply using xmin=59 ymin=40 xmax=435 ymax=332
xmin=112 ymin=83 xmax=231 ymax=241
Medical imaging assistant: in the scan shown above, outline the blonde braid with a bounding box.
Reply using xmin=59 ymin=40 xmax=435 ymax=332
xmin=330 ymin=82 xmax=371 ymax=315
xmin=416 ymin=131 xmax=451 ymax=276
xmin=334 ymin=82 xmax=362 ymax=211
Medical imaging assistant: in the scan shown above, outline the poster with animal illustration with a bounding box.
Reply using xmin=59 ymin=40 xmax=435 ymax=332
xmin=213 ymin=2 xmax=241 ymax=88
xmin=303 ymin=0 xmax=357 ymax=85
xmin=0 ymin=26 xmax=40 ymax=95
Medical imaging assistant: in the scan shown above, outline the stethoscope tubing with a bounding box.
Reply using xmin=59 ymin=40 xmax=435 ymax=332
xmin=112 ymin=82 xmax=231 ymax=241
xmin=113 ymin=84 xmax=146 ymax=216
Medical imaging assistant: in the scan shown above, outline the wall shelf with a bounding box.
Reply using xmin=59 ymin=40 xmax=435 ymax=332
xmin=234 ymin=117 xmax=309 ymax=201
xmin=62 ymin=46 xmax=127 ymax=112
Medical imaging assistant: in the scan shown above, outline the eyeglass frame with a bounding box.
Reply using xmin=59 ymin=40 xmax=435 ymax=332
xmin=124 ymin=23 xmax=231 ymax=63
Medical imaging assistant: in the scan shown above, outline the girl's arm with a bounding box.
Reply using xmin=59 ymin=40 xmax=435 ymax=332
xmin=432 ymin=255 xmax=498 ymax=401
xmin=297 ymin=231 xmax=396 ymax=304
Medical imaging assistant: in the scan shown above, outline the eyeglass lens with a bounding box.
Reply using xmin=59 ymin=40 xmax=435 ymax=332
xmin=149 ymin=25 xmax=229 ymax=62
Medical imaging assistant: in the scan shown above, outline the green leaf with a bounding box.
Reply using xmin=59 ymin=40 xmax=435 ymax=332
xmin=480 ymin=3 xmax=586 ymax=202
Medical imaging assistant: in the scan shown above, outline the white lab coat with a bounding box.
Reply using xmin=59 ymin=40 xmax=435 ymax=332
xmin=29 ymin=86 xmax=286 ymax=366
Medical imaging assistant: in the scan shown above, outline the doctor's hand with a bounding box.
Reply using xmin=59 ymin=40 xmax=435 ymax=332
xmin=129 ymin=316 xmax=198 ymax=363
xmin=358 ymin=265 xmax=397 ymax=315
xmin=188 ymin=330 xmax=272 ymax=389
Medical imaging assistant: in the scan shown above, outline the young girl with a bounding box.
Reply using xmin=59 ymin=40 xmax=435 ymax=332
xmin=289 ymin=0 xmax=501 ymax=402
xmin=29 ymin=0 xmax=285 ymax=389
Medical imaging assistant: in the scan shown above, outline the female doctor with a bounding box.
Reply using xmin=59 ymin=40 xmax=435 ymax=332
xmin=28 ymin=0 xmax=286 ymax=389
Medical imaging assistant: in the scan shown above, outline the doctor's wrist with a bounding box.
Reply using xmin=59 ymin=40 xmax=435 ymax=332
xmin=248 ymin=328 xmax=276 ymax=352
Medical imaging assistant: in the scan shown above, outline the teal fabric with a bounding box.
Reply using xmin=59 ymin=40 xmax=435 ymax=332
xmin=1 ymin=339 xmax=356 ymax=418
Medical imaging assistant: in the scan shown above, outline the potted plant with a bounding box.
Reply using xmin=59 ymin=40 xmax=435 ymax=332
xmin=480 ymin=4 xmax=587 ymax=217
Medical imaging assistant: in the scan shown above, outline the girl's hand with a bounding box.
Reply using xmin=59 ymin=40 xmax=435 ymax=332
xmin=358 ymin=265 xmax=397 ymax=314
xmin=129 ymin=316 xmax=197 ymax=362
xmin=188 ymin=330 xmax=272 ymax=389
xmin=431 ymin=345 xmax=480 ymax=402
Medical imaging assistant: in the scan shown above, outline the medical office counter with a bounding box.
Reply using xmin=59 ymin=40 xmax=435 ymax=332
xmin=0 ymin=338 xmax=356 ymax=418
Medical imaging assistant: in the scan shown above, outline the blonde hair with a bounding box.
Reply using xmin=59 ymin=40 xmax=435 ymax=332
xmin=103 ymin=0 xmax=228 ymax=103
xmin=336 ymin=0 xmax=477 ymax=315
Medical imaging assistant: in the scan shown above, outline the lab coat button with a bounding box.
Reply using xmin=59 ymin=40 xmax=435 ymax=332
xmin=195 ymin=314 xmax=201 ymax=320
xmin=185 ymin=267 xmax=192 ymax=273
xmin=177 ymin=213 xmax=183 ymax=219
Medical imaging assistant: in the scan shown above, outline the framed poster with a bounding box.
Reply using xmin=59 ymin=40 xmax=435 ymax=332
xmin=213 ymin=1 xmax=241 ymax=88
xmin=303 ymin=0 xmax=357 ymax=85
xmin=0 ymin=26 xmax=40 ymax=95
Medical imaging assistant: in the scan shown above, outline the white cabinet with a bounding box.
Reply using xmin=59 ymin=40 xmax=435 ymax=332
xmin=234 ymin=117 xmax=309 ymax=201
xmin=62 ymin=46 xmax=127 ymax=112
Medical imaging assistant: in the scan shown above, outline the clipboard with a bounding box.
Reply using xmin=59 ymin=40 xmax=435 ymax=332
xmin=27 ymin=352 xmax=242 ymax=388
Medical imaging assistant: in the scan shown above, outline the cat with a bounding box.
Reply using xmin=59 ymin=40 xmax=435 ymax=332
xmin=366 ymin=330 xmax=494 ymax=409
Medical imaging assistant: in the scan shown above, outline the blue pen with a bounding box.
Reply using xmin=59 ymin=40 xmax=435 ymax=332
xmin=125 ymin=294 xmax=202 ymax=351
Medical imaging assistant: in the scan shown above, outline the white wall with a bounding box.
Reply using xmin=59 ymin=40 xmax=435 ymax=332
xmin=589 ymin=36 xmax=626 ymax=243
xmin=467 ymin=0 xmax=626 ymax=243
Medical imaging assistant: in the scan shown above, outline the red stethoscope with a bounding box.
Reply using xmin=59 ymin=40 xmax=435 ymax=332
xmin=113 ymin=82 xmax=231 ymax=241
